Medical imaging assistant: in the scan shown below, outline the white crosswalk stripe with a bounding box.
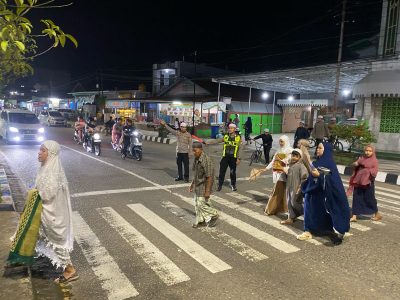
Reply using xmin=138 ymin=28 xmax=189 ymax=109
xmin=226 ymin=192 xmax=263 ymax=207
xmin=161 ymin=200 xmax=269 ymax=261
xmin=72 ymin=212 xmax=139 ymax=300
xmin=97 ymin=207 xmax=190 ymax=286
xmin=194 ymin=194 xmax=322 ymax=245
xmin=127 ymin=203 xmax=232 ymax=273
xmin=173 ymin=194 xmax=301 ymax=253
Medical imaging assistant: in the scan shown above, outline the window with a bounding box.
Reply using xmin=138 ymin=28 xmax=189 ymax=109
xmin=9 ymin=113 xmax=40 ymax=124
xmin=380 ymin=98 xmax=400 ymax=133
xmin=48 ymin=111 xmax=63 ymax=117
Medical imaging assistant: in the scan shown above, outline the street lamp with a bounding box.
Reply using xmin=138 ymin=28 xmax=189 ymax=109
xmin=262 ymin=92 xmax=269 ymax=100
xmin=288 ymin=95 xmax=294 ymax=101
xmin=342 ymin=89 xmax=351 ymax=97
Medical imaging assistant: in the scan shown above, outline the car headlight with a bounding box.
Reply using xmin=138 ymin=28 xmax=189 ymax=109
xmin=93 ymin=133 xmax=100 ymax=140
xmin=9 ymin=127 xmax=19 ymax=133
xmin=38 ymin=128 xmax=45 ymax=133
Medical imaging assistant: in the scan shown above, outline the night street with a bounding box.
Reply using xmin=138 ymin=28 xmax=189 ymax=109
xmin=1 ymin=127 xmax=400 ymax=300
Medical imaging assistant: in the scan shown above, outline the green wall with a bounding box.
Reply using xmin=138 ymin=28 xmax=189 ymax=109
xmin=230 ymin=113 xmax=282 ymax=134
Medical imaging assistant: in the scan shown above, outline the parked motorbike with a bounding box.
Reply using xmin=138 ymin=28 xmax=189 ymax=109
xmin=83 ymin=131 xmax=102 ymax=156
xmin=121 ymin=129 xmax=142 ymax=161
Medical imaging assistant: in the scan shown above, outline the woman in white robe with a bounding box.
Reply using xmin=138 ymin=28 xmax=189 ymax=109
xmin=35 ymin=140 xmax=78 ymax=283
xmin=264 ymin=135 xmax=293 ymax=215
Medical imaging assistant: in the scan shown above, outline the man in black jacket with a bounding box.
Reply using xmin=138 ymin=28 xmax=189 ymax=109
xmin=252 ymin=128 xmax=273 ymax=164
xmin=293 ymin=121 xmax=310 ymax=148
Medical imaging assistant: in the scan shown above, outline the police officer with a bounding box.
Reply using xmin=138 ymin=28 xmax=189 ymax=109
xmin=206 ymin=123 xmax=242 ymax=191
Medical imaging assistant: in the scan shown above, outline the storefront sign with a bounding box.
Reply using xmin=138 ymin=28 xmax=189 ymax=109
xmin=106 ymin=100 xmax=130 ymax=108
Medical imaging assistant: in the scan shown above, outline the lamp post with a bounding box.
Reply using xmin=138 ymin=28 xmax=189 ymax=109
xmin=192 ymin=51 xmax=197 ymax=134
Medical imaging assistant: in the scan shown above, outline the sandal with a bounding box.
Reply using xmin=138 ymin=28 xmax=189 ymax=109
xmin=371 ymin=212 xmax=382 ymax=221
xmin=54 ymin=273 xmax=79 ymax=284
xmin=296 ymin=231 xmax=312 ymax=241
xmin=350 ymin=215 xmax=357 ymax=222
xmin=280 ymin=219 xmax=293 ymax=225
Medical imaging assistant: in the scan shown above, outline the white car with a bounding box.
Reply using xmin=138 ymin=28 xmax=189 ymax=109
xmin=0 ymin=109 xmax=45 ymax=144
xmin=39 ymin=110 xmax=67 ymax=127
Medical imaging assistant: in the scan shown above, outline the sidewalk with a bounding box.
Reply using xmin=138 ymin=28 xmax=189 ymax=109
xmin=0 ymin=211 xmax=32 ymax=299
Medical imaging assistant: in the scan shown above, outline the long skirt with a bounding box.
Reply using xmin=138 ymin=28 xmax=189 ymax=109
xmin=265 ymin=181 xmax=287 ymax=215
xmin=8 ymin=189 xmax=42 ymax=265
xmin=352 ymin=183 xmax=378 ymax=216
xmin=194 ymin=196 xmax=219 ymax=225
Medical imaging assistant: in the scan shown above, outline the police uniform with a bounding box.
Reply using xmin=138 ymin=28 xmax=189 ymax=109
xmin=218 ymin=132 xmax=242 ymax=190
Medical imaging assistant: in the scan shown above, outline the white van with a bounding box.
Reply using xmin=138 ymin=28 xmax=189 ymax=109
xmin=0 ymin=109 xmax=45 ymax=144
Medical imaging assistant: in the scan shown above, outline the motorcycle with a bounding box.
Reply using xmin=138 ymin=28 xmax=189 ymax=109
xmin=121 ymin=129 xmax=142 ymax=161
xmin=73 ymin=129 xmax=84 ymax=144
xmin=83 ymin=130 xmax=102 ymax=156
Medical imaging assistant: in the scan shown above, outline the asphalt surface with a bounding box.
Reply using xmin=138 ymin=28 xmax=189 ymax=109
xmin=1 ymin=127 xmax=400 ymax=300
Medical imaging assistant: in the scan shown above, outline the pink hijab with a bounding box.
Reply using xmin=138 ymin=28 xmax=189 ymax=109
xmin=349 ymin=144 xmax=378 ymax=188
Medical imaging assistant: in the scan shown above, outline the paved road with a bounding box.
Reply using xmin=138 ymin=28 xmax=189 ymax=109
xmin=1 ymin=127 xmax=400 ymax=300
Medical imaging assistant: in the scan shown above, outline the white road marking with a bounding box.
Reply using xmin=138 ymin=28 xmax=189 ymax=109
xmin=173 ymin=195 xmax=300 ymax=253
xmin=71 ymin=184 xmax=190 ymax=198
xmin=161 ymin=200 xmax=268 ymax=262
xmin=349 ymin=222 xmax=371 ymax=232
xmin=172 ymin=193 xmax=321 ymax=246
xmin=226 ymin=192 xmax=263 ymax=207
xmin=246 ymin=190 xmax=268 ymax=198
xmin=97 ymin=207 xmax=190 ymax=286
xmin=127 ymin=203 xmax=232 ymax=273
xmin=342 ymin=179 xmax=400 ymax=196
xmin=72 ymin=212 xmax=139 ymax=300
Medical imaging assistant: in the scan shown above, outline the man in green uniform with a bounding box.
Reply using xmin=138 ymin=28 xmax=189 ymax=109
xmin=206 ymin=123 xmax=243 ymax=191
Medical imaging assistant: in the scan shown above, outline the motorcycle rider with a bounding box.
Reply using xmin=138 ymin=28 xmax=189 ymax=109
xmin=121 ymin=119 xmax=135 ymax=158
xmin=74 ymin=116 xmax=86 ymax=143
xmin=112 ymin=118 xmax=123 ymax=146
xmin=83 ymin=117 xmax=97 ymax=147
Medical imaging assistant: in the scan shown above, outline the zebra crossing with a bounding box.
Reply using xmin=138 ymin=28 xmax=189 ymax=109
xmin=72 ymin=184 xmax=400 ymax=300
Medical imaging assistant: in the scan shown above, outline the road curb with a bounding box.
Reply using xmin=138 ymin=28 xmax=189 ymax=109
xmin=337 ymin=164 xmax=400 ymax=186
xmin=142 ymin=135 xmax=176 ymax=144
xmin=0 ymin=168 xmax=15 ymax=211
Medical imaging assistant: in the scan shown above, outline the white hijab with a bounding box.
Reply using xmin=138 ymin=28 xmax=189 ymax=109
xmin=277 ymin=135 xmax=293 ymax=155
xmin=35 ymin=140 xmax=73 ymax=254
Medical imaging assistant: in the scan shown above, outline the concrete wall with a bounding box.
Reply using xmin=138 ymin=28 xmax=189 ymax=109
xmin=355 ymin=96 xmax=400 ymax=152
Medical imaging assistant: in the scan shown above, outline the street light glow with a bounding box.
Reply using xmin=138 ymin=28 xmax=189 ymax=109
xmin=342 ymin=89 xmax=351 ymax=97
xmin=288 ymin=95 xmax=294 ymax=101
xmin=262 ymin=92 xmax=269 ymax=100
xmin=172 ymin=101 xmax=182 ymax=105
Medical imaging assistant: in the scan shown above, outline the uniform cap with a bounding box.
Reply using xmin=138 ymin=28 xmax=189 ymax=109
xmin=180 ymin=122 xmax=187 ymax=127
xmin=317 ymin=115 xmax=323 ymax=119
xmin=264 ymin=128 xmax=270 ymax=132
xmin=228 ymin=123 xmax=237 ymax=128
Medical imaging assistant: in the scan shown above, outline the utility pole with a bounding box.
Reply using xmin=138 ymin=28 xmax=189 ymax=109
xmin=192 ymin=51 xmax=197 ymax=134
xmin=333 ymin=0 xmax=347 ymax=117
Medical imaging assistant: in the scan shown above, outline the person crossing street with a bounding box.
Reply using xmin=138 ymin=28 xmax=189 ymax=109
xmin=206 ymin=123 xmax=243 ymax=191
xmin=160 ymin=120 xmax=192 ymax=182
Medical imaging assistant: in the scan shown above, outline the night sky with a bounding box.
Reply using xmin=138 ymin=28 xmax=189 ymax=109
xmin=28 ymin=0 xmax=382 ymax=91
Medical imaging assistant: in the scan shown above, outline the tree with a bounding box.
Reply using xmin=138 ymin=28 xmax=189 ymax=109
xmin=0 ymin=0 xmax=77 ymax=93
xmin=332 ymin=123 xmax=377 ymax=152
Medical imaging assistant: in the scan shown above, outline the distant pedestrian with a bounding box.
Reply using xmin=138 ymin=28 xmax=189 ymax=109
xmin=293 ymin=121 xmax=310 ymax=148
xmin=311 ymin=115 xmax=330 ymax=157
xmin=264 ymin=135 xmax=292 ymax=215
xmin=190 ymin=142 xmax=219 ymax=228
xmin=252 ymin=128 xmax=273 ymax=164
xmin=244 ymin=117 xmax=253 ymax=144
xmin=160 ymin=120 xmax=192 ymax=182
xmin=280 ymin=148 xmax=308 ymax=225
xmin=348 ymin=144 xmax=382 ymax=222
xmin=233 ymin=114 xmax=240 ymax=127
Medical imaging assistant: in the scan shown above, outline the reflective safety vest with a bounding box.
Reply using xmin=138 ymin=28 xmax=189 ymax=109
xmin=222 ymin=134 xmax=241 ymax=158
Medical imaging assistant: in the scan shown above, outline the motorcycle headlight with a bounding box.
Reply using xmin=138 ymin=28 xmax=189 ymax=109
xmin=133 ymin=131 xmax=139 ymax=136
xmin=9 ymin=127 xmax=19 ymax=133
xmin=38 ymin=127 xmax=45 ymax=133
xmin=93 ymin=133 xmax=101 ymax=140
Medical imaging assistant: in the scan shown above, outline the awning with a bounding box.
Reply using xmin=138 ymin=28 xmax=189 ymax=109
xmin=229 ymin=101 xmax=281 ymax=114
xmin=212 ymin=59 xmax=374 ymax=94
xmin=277 ymin=99 xmax=328 ymax=106
xmin=353 ymin=70 xmax=400 ymax=98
